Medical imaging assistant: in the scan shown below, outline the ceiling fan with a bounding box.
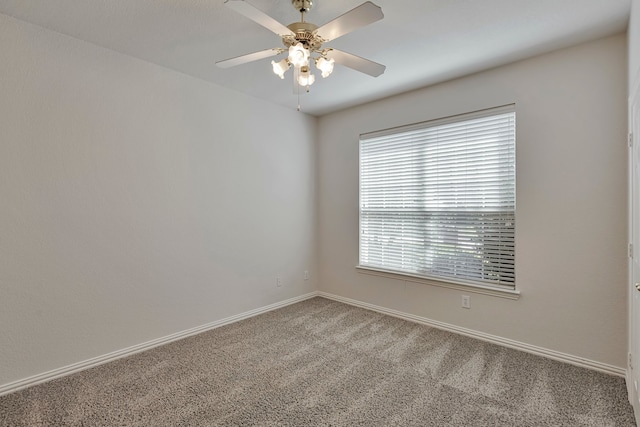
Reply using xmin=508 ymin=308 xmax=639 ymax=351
xmin=216 ymin=0 xmax=385 ymax=94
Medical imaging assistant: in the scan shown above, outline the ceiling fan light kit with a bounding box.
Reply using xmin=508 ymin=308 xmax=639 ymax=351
xmin=218 ymin=0 xmax=386 ymax=104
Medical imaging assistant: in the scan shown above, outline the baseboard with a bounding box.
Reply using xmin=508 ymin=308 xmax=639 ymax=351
xmin=318 ymin=292 xmax=626 ymax=377
xmin=629 ymin=368 xmax=640 ymax=424
xmin=0 ymin=292 xmax=320 ymax=397
xmin=2 ymin=290 xmax=624 ymax=397
xmin=627 ymin=368 xmax=634 ymax=405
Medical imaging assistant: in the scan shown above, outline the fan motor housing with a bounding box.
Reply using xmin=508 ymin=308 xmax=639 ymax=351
xmin=283 ymin=22 xmax=323 ymax=50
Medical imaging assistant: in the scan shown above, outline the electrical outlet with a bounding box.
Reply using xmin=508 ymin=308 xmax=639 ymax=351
xmin=461 ymin=295 xmax=471 ymax=309
xmin=304 ymin=270 xmax=309 ymax=280
xmin=276 ymin=277 xmax=282 ymax=287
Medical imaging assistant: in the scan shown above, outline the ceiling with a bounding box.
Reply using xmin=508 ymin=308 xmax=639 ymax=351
xmin=0 ymin=0 xmax=631 ymax=116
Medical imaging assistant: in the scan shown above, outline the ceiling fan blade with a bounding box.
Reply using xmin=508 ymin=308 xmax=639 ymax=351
xmin=328 ymin=49 xmax=385 ymax=77
xmin=225 ymin=0 xmax=294 ymax=36
xmin=216 ymin=48 xmax=282 ymax=68
xmin=315 ymin=1 xmax=383 ymax=42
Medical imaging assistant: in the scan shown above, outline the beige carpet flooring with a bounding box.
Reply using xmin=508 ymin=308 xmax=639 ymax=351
xmin=0 ymin=297 xmax=637 ymax=426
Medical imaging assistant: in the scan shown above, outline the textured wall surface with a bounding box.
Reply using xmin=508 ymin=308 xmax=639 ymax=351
xmin=631 ymin=0 xmax=640 ymax=87
xmin=318 ymin=34 xmax=628 ymax=368
xmin=0 ymin=14 xmax=317 ymax=386
xmin=628 ymin=0 xmax=640 ymax=418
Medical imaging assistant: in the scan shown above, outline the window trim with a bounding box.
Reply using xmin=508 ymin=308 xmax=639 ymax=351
xmin=357 ymin=104 xmax=517 ymax=295
xmin=355 ymin=265 xmax=521 ymax=299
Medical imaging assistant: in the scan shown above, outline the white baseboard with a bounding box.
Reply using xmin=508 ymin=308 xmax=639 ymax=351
xmin=318 ymin=292 xmax=626 ymax=377
xmin=0 ymin=292 xmax=319 ymax=397
xmin=626 ymin=369 xmax=634 ymax=405
xmin=1 ymin=290 xmax=625 ymax=397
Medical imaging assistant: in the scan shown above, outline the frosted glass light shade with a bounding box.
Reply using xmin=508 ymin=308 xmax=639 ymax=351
xmin=315 ymin=57 xmax=335 ymax=78
xmin=297 ymin=67 xmax=315 ymax=87
xmin=271 ymin=58 xmax=290 ymax=79
xmin=288 ymin=43 xmax=310 ymax=68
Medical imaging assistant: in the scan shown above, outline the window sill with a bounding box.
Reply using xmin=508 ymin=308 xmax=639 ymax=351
xmin=355 ymin=265 xmax=521 ymax=300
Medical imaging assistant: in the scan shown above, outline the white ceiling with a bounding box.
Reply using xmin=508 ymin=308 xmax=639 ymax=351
xmin=0 ymin=0 xmax=631 ymax=116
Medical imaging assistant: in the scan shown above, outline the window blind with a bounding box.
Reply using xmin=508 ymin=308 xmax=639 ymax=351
xmin=359 ymin=105 xmax=516 ymax=288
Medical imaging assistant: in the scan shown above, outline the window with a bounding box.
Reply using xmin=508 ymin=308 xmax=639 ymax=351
xmin=359 ymin=105 xmax=516 ymax=289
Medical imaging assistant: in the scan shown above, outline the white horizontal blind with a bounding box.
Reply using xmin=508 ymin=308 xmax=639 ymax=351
xmin=359 ymin=106 xmax=516 ymax=288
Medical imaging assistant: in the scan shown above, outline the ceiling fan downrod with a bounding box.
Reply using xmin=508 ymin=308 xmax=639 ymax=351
xmin=292 ymin=0 xmax=312 ymax=24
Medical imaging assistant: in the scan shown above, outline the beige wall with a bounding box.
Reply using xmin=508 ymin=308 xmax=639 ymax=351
xmin=628 ymin=0 xmax=640 ymax=416
xmin=318 ymin=34 xmax=628 ymax=368
xmin=631 ymin=0 xmax=640 ymax=88
xmin=0 ymin=14 xmax=317 ymax=386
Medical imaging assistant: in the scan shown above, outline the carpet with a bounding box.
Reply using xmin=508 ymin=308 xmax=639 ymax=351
xmin=0 ymin=297 xmax=636 ymax=426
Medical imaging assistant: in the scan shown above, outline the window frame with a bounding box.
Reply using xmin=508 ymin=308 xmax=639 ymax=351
xmin=357 ymin=105 xmax=518 ymax=297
